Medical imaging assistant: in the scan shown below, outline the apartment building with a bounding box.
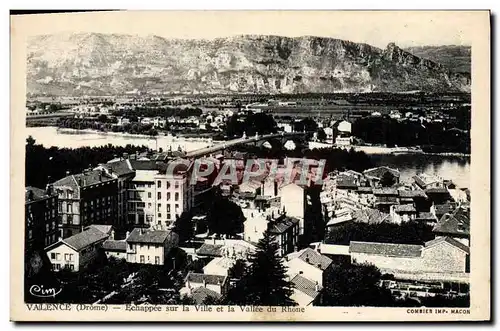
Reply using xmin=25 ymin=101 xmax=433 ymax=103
xmin=25 ymin=185 xmax=59 ymax=252
xmin=53 ymin=169 xmax=118 ymax=238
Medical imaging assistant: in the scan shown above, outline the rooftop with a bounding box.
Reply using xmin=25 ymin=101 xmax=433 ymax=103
xmin=126 ymin=228 xmax=176 ymax=244
xmin=53 ymin=169 xmax=115 ymax=196
xmin=424 ymin=236 xmax=470 ymax=254
xmin=433 ymin=207 xmax=470 ymax=237
xmin=54 ymin=226 xmax=110 ymax=252
xmin=269 ymin=216 xmax=300 ymax=234
xmin=349 ymin=241 xmax=422 ymax=258
xmin=373 ymin=188 xmax=399 ymax=196
xmin=85 ymin=224 xmax=113 ymax=235
xmin=290 ymin=274 xmax=321 ymax=299
xmin=186 ymin=272 xmax=227 ymax=286
xmin=102 ymin=239 xmax=127 ymax=252
xmin=25 ymin=186 xmax=53 ymax=202
xmin=191 ymin=286 xmax=222 ymax=304
xmin=352 ymin=209 xmax=390 ymax=224
xmin=393 ymin=204 xmax=417 ymax=213
xmin=398 ymin=189 xmax=427 ymax=198
xmin=363 ymin=166 xmax=400 ymax=180
xmin=413 ymin=173 xmax=443 ymax=187
xmin=288 ymin=248 xmax=333 ymax=271
xmin=102 ymin=159 xmax=134 ymax=177
xmin=196 ymin=244 xmax=223 ymax=257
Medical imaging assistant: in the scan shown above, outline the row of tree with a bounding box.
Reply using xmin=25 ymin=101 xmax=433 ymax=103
xmin=111 ymin=106 xmax=203 ymax=119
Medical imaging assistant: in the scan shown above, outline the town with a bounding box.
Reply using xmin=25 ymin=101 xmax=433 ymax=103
xmin=24 ymin=93 xmax=471 ymax=308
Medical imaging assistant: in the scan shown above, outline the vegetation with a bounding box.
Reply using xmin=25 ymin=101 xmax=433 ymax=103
xmin=111 ymin=106 xmax=203 ymax=119
xmin=206 ymin=196 xmax=245 ymax=237
xmin=225 ymin=229 xmax=296 ymax=306
xmin=225 ymin=112 xmax=278 ymax=137
xmin=25 ymin=136 xmax=150 ymax=188
xmin=57 ymin=118 xmax=159 ymax=136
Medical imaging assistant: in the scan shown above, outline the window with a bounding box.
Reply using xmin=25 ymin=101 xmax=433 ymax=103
xmin=46 ymin=223 xmax=49 ymax=232
xmin=157 ymin=220 xmax=161 ymax=225
xmin=148 ymin=192 xmax=152 ymax=198
xmin=175 ymin=204 xmax=179 ymax=211
xmin=67 ymin=203 xmax=72 ymax=213
xmin=157 ymin=203 xmax=161 ymax=211
xmin=55 ymin=264 xmax=61 ymax=271
xmin=65 ymin=253 xmax=70 ymax=261
xmin=175 ymin=193 xmax=179 ymax=201
xmin=51 ymin=210 xmax=55 ymax=218
xmin=158 ymin=213 xmax=162 ymax=218
xmin=69 ymin=254 xmax=74 ymax=261
xmin=69 ymin=264 xmax=74 ymax=271
xmin=175 ymin=181 xmax=179 ymax=189
xmin=166 ymin=181 xmax=171 ymax=189
xmin=167 ymin=204 xmax=171 ymax=212
xmin=58 ymin=202 xmax=62 ymax=212
xmin=157 ymin=181 xmax=161 ymax=188
xmin=148 ymin=203 xmax=152 ymax=208
xmin=56 ymin=253 xmax=61 ymax=261
xmin=140 ymin=255 xmax=145 ymax=263
xmin=51 ymin=253 xmax=56 ymax=260
xmin=68 ymin=192 xmax=73 ymax=199
xmin=155 ymin=256 xmax=160 ymax=265
xmin=28 ymin=230 xmax=33 ymax=239
xmin=167 ymin=213 xmax=171 ymax=220
xmin=157 ymin=192 xmax=161 ymax=200
xmin=167 ymin=192 xmax=171 ymax=201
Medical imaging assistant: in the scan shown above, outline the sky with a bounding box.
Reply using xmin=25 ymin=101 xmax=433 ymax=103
xmin=12 ymin=10 xmax=483 ymax=48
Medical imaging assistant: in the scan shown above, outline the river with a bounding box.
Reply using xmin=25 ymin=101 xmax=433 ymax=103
xmin=26 ymin=127 xmax=470 ymax=188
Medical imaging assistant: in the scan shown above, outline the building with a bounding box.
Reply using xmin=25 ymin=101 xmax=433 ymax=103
xmin=53 ymin=169 xmax=118 ymax=238
xmin=363 ymin=166 xmax=400 ymax=188
xmin=413 ymin=173 xmax=444 ymax=190
xmin=389 ymin=204 xmax=417 ymax=224
xmin=45 ymin=225 xmax=111 ymax=272
xmin=96 ymin=158 xmax=136 ymax=227
xmin=182 ymin=272 xmax=229 ymax=298
xmin=269 ymin=215 xmax=301 ymax=257
xmin=349 ymin=236 xmax=470 ymax=276
xmin=433 ymin=207 xmax=470 ymax=246
xmin=279 ymin=183 xmax=306 ymax=233
xmin=102 ymin=229 xmax=127 ymax=260
xmin=25 ymin=186 xmax=59 ymax=252
xmin=125 ymin=228 xmax=179 ymax=265
xmin=126 ymin=159 xmax=194 ymax=229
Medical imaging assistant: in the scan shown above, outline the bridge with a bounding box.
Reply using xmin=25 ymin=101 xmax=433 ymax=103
xmin=185 ymin=132 xmax=309 ymax=158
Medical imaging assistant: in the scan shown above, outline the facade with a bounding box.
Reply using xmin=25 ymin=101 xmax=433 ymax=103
xmin=96 ymin=158 xmax=135 ymax=228
xmin=349 ymin=236 xmax=470 ymax=275
xmin=433 ymin=207 xmax=470 ymax=246
xmin=25 ymin=186 xmax=59 ymax=252
xmin=363 ymin=166 xmax=401 ymax=188
xmin=183 ymin=272 xmax=229 ymax=297
xmin=285 ymin=248 xmax=333 ymax=287
xmin=53 ymin=169 xmax=118 ymax=238
xmin=279 ymin=183 xmax=306 ymax=234
xmin=126 ymin=159 xmax=194 ymax=229
xmin=125 ymin=228 xmax=179 ymax=265
xmin=45 ymin=225 xmax=111 ymax=272
xmin=269 ymin=215 xmax=300 ymax=257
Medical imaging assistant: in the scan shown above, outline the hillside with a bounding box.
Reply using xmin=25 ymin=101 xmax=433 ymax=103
xmin=404 ymin=45 xmax=471 ymax=74
xmin=27 ymin=33 xmax=471 ymax=96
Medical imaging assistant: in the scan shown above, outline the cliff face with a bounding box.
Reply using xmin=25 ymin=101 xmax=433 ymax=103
xmin=27 ymin=33 xmax=471 ymax=95
xmin=403 ymin=45 xmax=471 ymax=74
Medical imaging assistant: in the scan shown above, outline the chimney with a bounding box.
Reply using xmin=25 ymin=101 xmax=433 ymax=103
xmin=125 ymin=231 xmax=130 ymax=239
xmin=66 ymin=170 xmax=70 ymax=176
xmin=202 ymin=279 xmax=207 ymax=288
xmin=99 ymin=173 xmax=102 ymax=182
xmin=315 ymin=281 xmax=320 ymax=292
xmin=110 ymin=229 xmax=115 ymax=240
xmin=45 ymin=183 xmax=53 ymax=196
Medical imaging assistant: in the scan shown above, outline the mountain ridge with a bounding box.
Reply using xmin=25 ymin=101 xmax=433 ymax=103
xmin=27 ymin=33 xmax=471 ymax=96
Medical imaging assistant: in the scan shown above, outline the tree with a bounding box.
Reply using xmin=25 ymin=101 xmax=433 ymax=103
xmin=172 ymin=212 xmax=194 ymax=243
xmin=206 ymin=198 xmax=244 ymax=237
xmin=227 ymin=259 xmax=246 ymax=280
xmin=227 ymin=229 xmax=296 ymax=306
xmin=320 ymin=263 xmax=394 ymax=307
xmin=317 ymin=128 xmax=327 ymax=142
xmin=380 ymin=171 xmax=396 ymax=187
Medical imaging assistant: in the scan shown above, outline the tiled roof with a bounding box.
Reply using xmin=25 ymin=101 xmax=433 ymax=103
xmin=62 ymin=227 xmax=110 ymax=251
xmin=85 ymin=224 xmax=112 ymax=234
xmin=103 ymin=159 xmax=134 ymax=177
xmin=398 ymin=189 xmax=427 ymax=198
xmin=349 ymin=241 xmax=422 ymax=258
xmin=424 ymin=236 xmax=469 ymax=254
xmin=290 ymin=275 xmax=320 ymax=299
xmin=433 ymin=203 xmax=457 ymax=216
xmin=269 ymin=216 xmax=300 ymax=234
xmin=25 ymin=186 xmax=53 ymax=202
xmin=53 ymin=170 xmax=115 ymax=193
xmin=129 ymin=160 xmax=164 ymax=171
xmin=363 ymin=166 xmax=400 ymax=180
xmin=356 ymin=186 xmax=373 ymax=194
xmin=433 ymin=208 xmax=470 ymax=237
xmin=353 ymin=209 xmax=390 ymax=224
xmin=296 ymin=248 xmax=333 ymax=271
xmin=415 ymin=212 xmax=437 ymax=221
xmin=373 ymin=188 xmax=399 ymax=196
xmin=186 ymin=272 xmax=227 ymax=285
xmin=191 ymin=286 xmax=222 ymax=304
xmin=336 ymin=177 xmax=358 ymax=189
xmin=394 ymin=204 xmax=416 ymax=213
xmin=425 ymin=187 xmax=450 ymax=195
xmin=102 ymin=239 xmax=127 ymax=252
xmin=126 ymin=228 xmax=175 ymax=244
xmin=413 ymin=174 xmax=442 ymax=188
xmin=196 ymin=244 xmax=223 ymax=257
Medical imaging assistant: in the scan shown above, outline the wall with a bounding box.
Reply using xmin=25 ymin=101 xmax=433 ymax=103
xmin=46 ymin=243 xmax=80 ymax=271
xmin=286 ymin=259 xmax=324 ymax=286
xmin=421 ymin=242 xmax=467 ymax=273
xmin=351 ymin=253 xmax=422 ymax=272
xmin=105 ymin=251 xmax=127 ymax=260
xmin=291 ymin=288 xmax=315 ymax=306
xmin=127 ymin=242 xmax=165 ymax=265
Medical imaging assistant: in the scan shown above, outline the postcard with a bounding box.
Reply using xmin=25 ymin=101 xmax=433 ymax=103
xmin=10 ymin=10 xmax=490 ymax=322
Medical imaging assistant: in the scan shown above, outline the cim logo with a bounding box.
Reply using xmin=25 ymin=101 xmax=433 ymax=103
xmin=29 ymin=285 xmax=62 ymax=298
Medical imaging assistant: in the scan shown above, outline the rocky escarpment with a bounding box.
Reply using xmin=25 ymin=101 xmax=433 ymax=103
xmin=27 ymin=33 xmax=471 ymax=95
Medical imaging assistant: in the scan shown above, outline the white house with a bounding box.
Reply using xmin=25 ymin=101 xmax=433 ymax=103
xmin=337 ymin=120 xmax=352 ymax=134
xmin=279 ymin=183 xmax=306 ymax=233
xmin=45 ymin=225 xmax=111 ymax=272
xmin=181 ymin=272 xmax=229 ymax=297
xmin=125 ymin=228 xmax=179 ymax=265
